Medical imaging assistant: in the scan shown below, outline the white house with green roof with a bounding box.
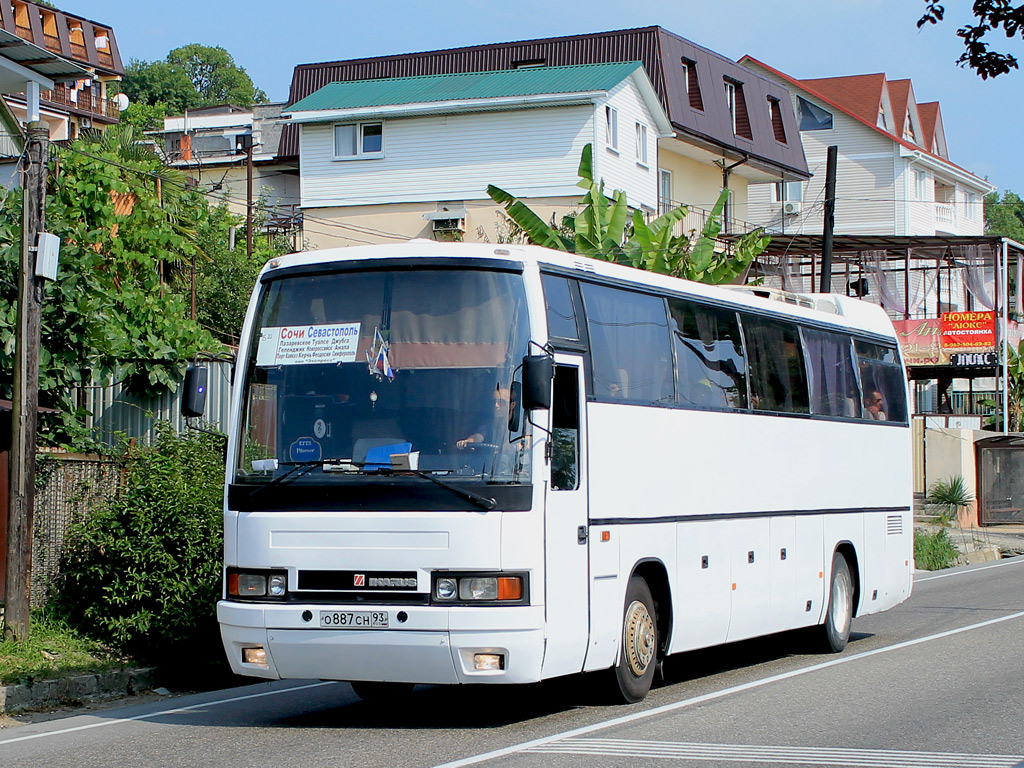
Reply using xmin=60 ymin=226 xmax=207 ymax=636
xmin=283 ymin=62 xmax=672 ymax=247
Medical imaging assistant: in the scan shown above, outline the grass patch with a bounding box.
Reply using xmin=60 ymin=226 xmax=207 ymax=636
xmin=914 ymin=528 xmax=959 ymax=571
xmin=0 ymin=613 xmax=132 ymax=686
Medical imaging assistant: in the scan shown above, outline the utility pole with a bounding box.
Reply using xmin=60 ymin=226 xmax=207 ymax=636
xmin=4 ymin=121 xmax=49 ymax=642
xmin=242 ymin=134 xmax=254 ymax=260
xmin=819 ymin=145 xmax=838 ymax=293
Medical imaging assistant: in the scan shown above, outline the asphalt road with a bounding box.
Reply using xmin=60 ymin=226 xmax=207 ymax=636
xmin=3 ymin=557 xmax=1023 ymax=768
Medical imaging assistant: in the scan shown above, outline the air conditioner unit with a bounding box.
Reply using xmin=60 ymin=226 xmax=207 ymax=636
xmin=783 ymin=200 xmax=802 ymax=215
xmin=431 ymin=217 xmax=465 ymax=233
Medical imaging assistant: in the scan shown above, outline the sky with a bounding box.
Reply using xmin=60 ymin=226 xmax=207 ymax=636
xmin=56 ymin=0 xmax=1024 ymax=194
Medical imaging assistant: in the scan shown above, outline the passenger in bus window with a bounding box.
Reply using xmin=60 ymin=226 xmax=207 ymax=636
xmin=864 ymin=390 xmax=887 ymax=421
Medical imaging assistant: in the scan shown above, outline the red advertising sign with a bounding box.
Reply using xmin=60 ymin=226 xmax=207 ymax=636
xmin=892 ymin=318 xmax=941 ymax=365
xmin=940 ymin=311 xmax=996 ymax=349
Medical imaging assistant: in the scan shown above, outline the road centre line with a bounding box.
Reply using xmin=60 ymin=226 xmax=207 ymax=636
xmin=525 ymin=738 xmax=1024 ymax=767
xmin=0 ymin=681 xmax=337 ymax=747
xmin=429 ymin=609 xmax=1024 ymax=768
xmin=916 ymin=556 xmax=1024 ymax=582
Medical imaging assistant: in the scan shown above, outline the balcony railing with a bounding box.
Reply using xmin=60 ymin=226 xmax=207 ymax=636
xmin=935 ymin=202 xmax=955 ymax=226
xmin=41 ymin=83 xmax=120 ymax=120
xmin=657 ymin=198 xmax=761 ymax=239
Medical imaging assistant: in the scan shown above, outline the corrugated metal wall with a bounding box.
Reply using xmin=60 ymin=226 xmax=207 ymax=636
xmin=79 ymin=361 xmax=234 ymax=448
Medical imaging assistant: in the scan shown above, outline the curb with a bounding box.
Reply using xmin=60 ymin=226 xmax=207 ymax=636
xmin=0 ymin=667 xmax=154 ymax=715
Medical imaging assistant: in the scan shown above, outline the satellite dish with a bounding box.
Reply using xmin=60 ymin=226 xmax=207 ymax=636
xmin=114 ymin=92 xmax=130 ymax=111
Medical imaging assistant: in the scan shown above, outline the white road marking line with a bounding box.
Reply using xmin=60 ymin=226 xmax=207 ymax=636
xmin=0 ymin=681 xmax=338 ymax=746
xmin=428 ymin=609 xmax=1024 ymax=768
xmin=916 ymin=556 xmax=1024 ymax=582
xmin=526 ymin=738 xmax=1023 ymax=767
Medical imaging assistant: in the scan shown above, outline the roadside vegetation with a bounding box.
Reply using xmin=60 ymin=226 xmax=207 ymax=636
xmin=914 ymin=528 xmax=959 ymax=571
xmin=48 ymin=427 xmax=227 ymax=682
xmin=0 ymin=614 xmax=128 ymax=686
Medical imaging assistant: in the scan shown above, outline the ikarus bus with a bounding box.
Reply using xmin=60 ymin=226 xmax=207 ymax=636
xmin=184 ymin=240 xmax=913 ymax=703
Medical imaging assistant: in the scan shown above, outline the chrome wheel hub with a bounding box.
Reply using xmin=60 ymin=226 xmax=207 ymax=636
xmin=624 ymin=600 xmax=656 ymax=677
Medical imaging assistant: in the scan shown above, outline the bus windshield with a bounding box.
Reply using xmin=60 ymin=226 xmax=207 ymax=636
xmin=236 ymin=267 xmax=532 ymax=486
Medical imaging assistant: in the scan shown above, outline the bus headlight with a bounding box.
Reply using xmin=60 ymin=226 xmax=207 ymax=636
xmin=226 ymin=568 xmax=288 ymax=601
xmin=435 ymin=577 xmax=458 ymax=601
xmin=431 ymin=573 xmax=527 ymax=605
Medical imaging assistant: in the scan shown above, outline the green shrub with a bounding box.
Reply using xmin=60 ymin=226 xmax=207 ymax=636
xmin=914 ymin=528 xmax=959 ymax=571
xmin=49 ymin=426 xmax=226 ymax=676
xmin=926 ymin=476 xmax=974 ymax=526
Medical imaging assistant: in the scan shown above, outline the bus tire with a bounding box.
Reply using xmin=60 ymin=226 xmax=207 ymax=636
xmin=613 ymin=576 xmax=659 ymax=703
xmin=350 ymin=681 xmax=415 ymax=703
xmin=817 ymin=552 xmax=854 ymax=653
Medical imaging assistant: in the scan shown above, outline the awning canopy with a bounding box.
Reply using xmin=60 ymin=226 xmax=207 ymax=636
xmin=0 ymin=27 xmax=88 ymax=93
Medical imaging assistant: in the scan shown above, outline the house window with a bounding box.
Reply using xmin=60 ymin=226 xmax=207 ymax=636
xmin=797 ymin=96 xmax=833 ymax=131
xmin=768 ymin=96 xmax=787 ymax=143
xmin=877 ymin=108 xmax=888 ymax=131
xmin=334 ymin=122 xmax=384 ymax=159
xmin=681 ymin=57 xmax=703 ymax=111
xmin=724 ymin=79 xmax=752 ymax=139
xmin=915 ymin=170 xmax=928 ymax=200
xmin=965 ymin=191 xmax=979 ymax=220
xmin=772 ymin=181 xmax=803 ymax=203
xmin=635 ymin=122 xmax=648 ymax=166
xmin=658 ymin=169 xmax=672 ymax=215
xmin=605 ymin=106 xmax=618 ymax=151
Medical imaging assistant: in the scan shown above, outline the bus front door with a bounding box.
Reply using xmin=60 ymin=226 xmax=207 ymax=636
xmin=540 ymin=358 xmax=590 ymax=678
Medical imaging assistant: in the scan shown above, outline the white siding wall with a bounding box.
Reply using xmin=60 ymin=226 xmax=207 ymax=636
xmin=746 ymin=91 xmax=897 ymax=235
xmin=299 ymin=105 xmax=594 ymax=208
xmin=904 ymin=163 xmax=935 ymax=235
xmin=593 ymin=78 xmax=659 ymax=212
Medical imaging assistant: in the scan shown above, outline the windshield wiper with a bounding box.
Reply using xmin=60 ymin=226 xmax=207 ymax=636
xmin=398 ymin=469 xmax=497 ymax=511
xmin=247 ymin=459 xmax=345 ymax=497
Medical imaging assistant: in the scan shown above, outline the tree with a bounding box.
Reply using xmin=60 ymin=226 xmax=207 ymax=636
xmin=0 ymin=126 xmax=218 ymax=443
xmin=487 ymin=144 xmax=769 ymax=285
xmin=918 ymin=1 xmax=1024 ymax=78
xmin=122 ymin=44 xmax=268 ymax=115
xmin=984 ymin=190 xmax=1024 ymax=240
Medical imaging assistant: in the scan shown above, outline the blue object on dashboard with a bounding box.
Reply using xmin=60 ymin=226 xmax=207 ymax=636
xmin=363 ymin=442 xmax=413 ymax=471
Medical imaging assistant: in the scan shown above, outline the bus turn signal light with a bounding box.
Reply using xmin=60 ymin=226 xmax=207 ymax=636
xmin=497 ymin=576 xmax=523 ymax=601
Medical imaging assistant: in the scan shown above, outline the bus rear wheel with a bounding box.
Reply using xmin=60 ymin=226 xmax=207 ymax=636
xmin=816 ymin=552 xmax=854 ymax=653
xmin=612 ymin=576 xmax=658 ymax=703
xmin=350 ymin=681 xmax=415 ymax=703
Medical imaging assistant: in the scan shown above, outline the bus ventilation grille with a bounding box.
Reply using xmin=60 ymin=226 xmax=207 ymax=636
xmin=886 ymin=515 xmax=903 ymax=535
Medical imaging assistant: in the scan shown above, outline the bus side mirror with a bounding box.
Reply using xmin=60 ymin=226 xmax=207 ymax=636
xmin=182 ymin=364 xmax=208 ymax=418
xmin=522 ymin=355 xmax=552 ymax=411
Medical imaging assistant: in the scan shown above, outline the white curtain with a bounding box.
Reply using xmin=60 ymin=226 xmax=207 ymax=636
xmin=960 ymin=244 xmax=996 ymax=311
xmin=866 ymin=250 xmax=939 ymax=315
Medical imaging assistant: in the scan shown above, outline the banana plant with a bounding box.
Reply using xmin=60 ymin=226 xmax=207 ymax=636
xmin=487 ymin=144 xmax=770 ymax=285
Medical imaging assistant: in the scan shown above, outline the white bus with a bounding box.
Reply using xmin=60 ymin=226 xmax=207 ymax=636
xmin=193 ymin=240 xmax=913 ymax=703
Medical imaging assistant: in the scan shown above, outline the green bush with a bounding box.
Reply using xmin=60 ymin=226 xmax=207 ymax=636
xmin=49 ymin=426 xmax=226 ymax=676
xmin=914 ymin=528 xmax=959 ymax=571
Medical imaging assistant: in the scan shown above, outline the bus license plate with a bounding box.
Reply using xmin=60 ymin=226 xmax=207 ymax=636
xmin=319 ymin=611 xmax=389 ymax=629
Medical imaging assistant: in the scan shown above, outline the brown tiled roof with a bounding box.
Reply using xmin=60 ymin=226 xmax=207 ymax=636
xmin=918 ymin=101 xmax=940 ymax=152
xmin=739 ymin=56 xmax=989 ymax=188
xmin=798 ymin=73 xmax=886 ymax=123
xmin=886 ymin=79 xmax=911 ymax=134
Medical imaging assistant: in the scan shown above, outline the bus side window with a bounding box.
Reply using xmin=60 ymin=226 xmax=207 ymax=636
xmin=551 ymin=365 xmax=580 ymax=491
xmin=541 ymin=274 xmax=581 ymax=341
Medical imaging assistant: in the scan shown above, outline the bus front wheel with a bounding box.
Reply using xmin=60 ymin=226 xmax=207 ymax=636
xmin=816 ymin=552 xmax=854 ymax=653
xmin=612 ymin=576 xmax=659 ymax=703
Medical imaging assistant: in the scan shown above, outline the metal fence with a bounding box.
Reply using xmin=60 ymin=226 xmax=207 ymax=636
xmin=78 ymin=362 xmax=234 ymax=448
xmin=31 ymin=455 xmax=123 ymax=607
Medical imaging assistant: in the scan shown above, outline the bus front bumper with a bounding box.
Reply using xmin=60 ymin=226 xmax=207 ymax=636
xmin=218 ymin=601 xmax=547 ymax=685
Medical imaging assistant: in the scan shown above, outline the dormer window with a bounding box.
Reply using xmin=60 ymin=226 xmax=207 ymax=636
xmin=768 ymin=96 xmax=787 ymax=143
xmin=877 ymin=108 xmax=888 ymax=131
xmin=681 ymin=57 xmax=703 ymax=111
xmin=724 ymin=79 xmax=752 ymax=140
xmin=903 ymin=115 xmax=916 ymax=142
